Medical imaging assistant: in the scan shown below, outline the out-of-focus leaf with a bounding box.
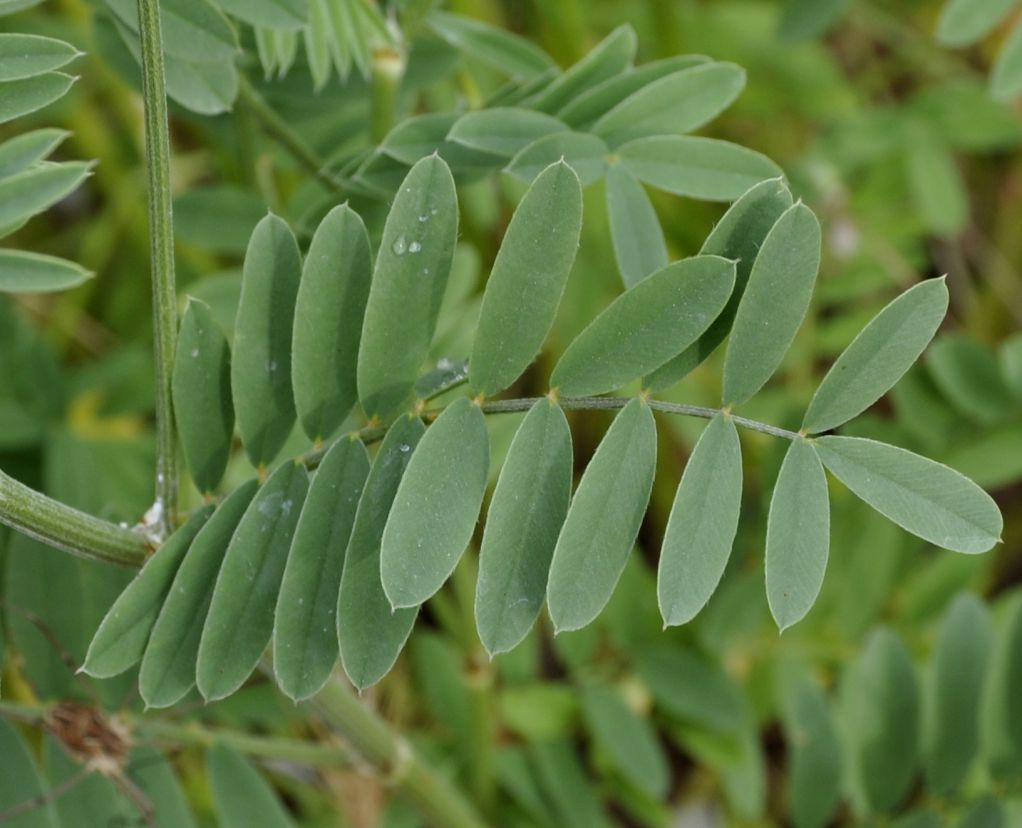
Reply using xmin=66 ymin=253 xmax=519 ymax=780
xmin=925 ymin=593 xmax=993 ymax=795
xmin=505 ymin=131 xmax=609 ymax=186
xmin=778 ymin=0 xmax=851 ymax=41
xmin=982 ymin=593 xmax=1022 ymax=780
xmin=529 ymin=740 xmax=609 ymax=828
xmin=292 ymin=204 xmax=372 ymax=441
xmin=476 ymin=400 xmax=572 ymax=656
xmin=957 ymin=797 xmax=1005 ymax=828
xmin=198 ymin=462 xmax=309 ymax=701
xmin=637 ymin=646 xmax=746 ymax=733
xmin=232 ymin=214 xmax=302 ymax=467
xmin=547 ymin=399 xmax=656 ymax=632
xmin=928 ymin=334 xmax=1017 ymax=424
xmin=208 ymin=745 xmax=295 ymax=828
xmin=906 ymin=137 xmax=968 ymax=236
xmin=381 ymin=398 xmax=489 ymax=608
xmin=214 ymin=0 xmax=307 ymax=30
xmin=605 ymin=162 xmax=668 ymax=288
xmin=358 ymin=155 xmax=458 ymax=419
xmin=780 ymin=675 xmax=842 ymax=828
xmin=722 ymin=202 xmax=820 ymax=405
xmin=173 ymin=187 xmax=265 ymax=254
xmin=552 ymin=256 xmax=736 ymax=397
xmin=274 ymin=438 xmax=368 ymax=700
xmin=0 ymin=719 xmax=59 ymax=828
xmin=83 ymin=506 xmax=214 ymax=678
xmin=0 ymin=73 xmax=75 ymax=124
xmin=816 ymin=436 xmax=1002 ymax=553
xmin=1001 ymin=334 xmax=1022 ymax=398
xmin=619 ymin=136 xmax=783 ymax=201
xmin=338 ymin=416 xmax=424 ymax=690
xmin=936 ymin=0 xmax=1014 ymax=46
xmin=470 ymin=161 xmax=582 ymax=396
xmin=0 ymin=250 xmax=92 ymax=293
xmin=992 ymin=21 xmax=1022 ymax=100
xmin=803 ymin=279 xmax=949 ymax=433
xmin=841 ymin=628 xmax=920 ymax=814
xmin=0 ymin=34 xmax=80 ymax=82
xmin=105 ymin=0 xmax=238 ymax=64
xmin=592 ymin=62 xmax=745 ymax=147
xmin=426 ymin=10 xmax=554 ymax=78
xmin=658 ymin=414 xmax=742 ymax=627
xmin=530 ymin=24 xmax=636 ymax=114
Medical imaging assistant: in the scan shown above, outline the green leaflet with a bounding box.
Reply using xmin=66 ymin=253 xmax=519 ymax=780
xmin=470 ymin=161 xmax=583 ymax=396
xmin=605 ymin=162 xmax=669 ymax=288
xmin=447 ymin=108 xmax=568 ymax=158
xmin=105 ymin=0 xmax=238 ymax=64
xmin=924 ymin=593 xmax=992 ymax=795
xmin=529 ymin=25 xmax=637 ymax=114
xmin=426 ymin=10 xmax=554 ymax=78
xmin=0 ymin=161 xmax=91 ymax=230
xmin=803 ymin=279 xmax=949 ymax=434
xmin=619 ymin=135 xmax=783 ymax=201
xmin=546 ymin=398 xmax=656 ymax=633
xmin=0 ymin=72 xmax=75 ymax=125
xmin=44 ymin=734 xmax=134 ymax=826
xmin=381 ymin=398 xmax=490 ymax=609
xmin=0 ymin=34 xmax=80 ymax=82
xmin=173 ymin=299 xmax=234 ymax=493
xmin=982 ymin=594 xmax=1022 ymax=780
xmin=906 ymin=137 xmax=967 ymax=236
xmin=644 ymin=177 xmax=792 ymax=390
xmin=558 ymin=54 xmax=710 ymax=130
xmin=592 ymin=62 xmax=746 ymax=147
xmin=198 ymin=462 xmax=309 ymax=701
xmin=780 ymin=674 xmax=842 ymax=828
xmin=292 ymin=204 xmax=372 ymax=441
xmin=381 ymin=113 xmax=457 ymax=164
xmin=723 ymin=202 xmax=820 ymax=406
xmin=208 ymin=745 xmax=295 ymax=828
xmin=0 ymin=249 xmax=92 ymax=292
xmin=814 ymin=436 xmax=1002 ymax=554
xmin=581 ymin=684 xmax=670 ymax=799
xmin=936 ymin=0 xmax=1014 ymax=46
xmin=552 ymin=256 xmax=736 ymax=398
xmin=778 ymin=0 xmax=851 ymax=41
xmin=139 ymin=480 xmax=258 ymax=708
xmin=274 ymin=438 xmax=369 ymax=700
xmin=992 ymin=22 xmax=1022 ymax=101
xmin=958 ymin=798 xmax=1006 ymax=828
xmin=658 ymin=414 xmax=742 ymax=628
xmin=0 ymin=128 xmax=68 ymax=178
xmin=765 ymin=439 xmax=830 ymax=632
xmin=505 ymin=131 xmax=610 ymax=186
xmin=357 ymin=155 xmax=458 ymax=419
xmin=841 ymin=628 xmax=920 ymax=814
xmin=83 ymin=506 xmax=214 ymax=678
xmin=0 ymin=719 xmax=59 ymax=828
xmin=1002 ymin=333 xmax=1022 ymax=398
xmin=928 ymin=333 xmax=1017 ymax=424
xmin=475 ymin=400 xmax=572 ymax=656
xmin=232 ymin=214 xmax=302 ymax=467
xmin=337 ymin=415 xmax=424 ymax=690
xmin=214 ymin=0 xmax=307 ymax=30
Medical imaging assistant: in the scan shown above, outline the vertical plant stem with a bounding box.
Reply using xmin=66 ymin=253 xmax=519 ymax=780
xmin=137 ymin=0 xmax=178 ymax=539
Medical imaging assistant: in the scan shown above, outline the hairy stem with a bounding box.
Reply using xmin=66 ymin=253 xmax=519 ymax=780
xmin=236 ymin=77 xmax=376 ymax=200
xmin=0 ymin=468 xmax=149 ymax=567
xmin=137 ymin=0 xmax=178 ymax=538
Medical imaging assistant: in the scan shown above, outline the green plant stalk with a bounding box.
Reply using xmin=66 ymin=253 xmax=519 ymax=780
xmin=137 ymin=0 xmax=178 ymax=539
xmin=313 ymin=682 xmax=487 ymax=828
xmin=0 ymin=467 xmax=149 ymax=567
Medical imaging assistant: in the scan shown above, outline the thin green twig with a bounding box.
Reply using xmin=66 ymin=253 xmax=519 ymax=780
xmin=137 ymin=0 xmax=178 ymax=539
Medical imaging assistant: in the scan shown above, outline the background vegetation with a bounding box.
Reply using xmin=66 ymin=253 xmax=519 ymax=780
xmin=1 ymin=0 xmax=1021 ymax=826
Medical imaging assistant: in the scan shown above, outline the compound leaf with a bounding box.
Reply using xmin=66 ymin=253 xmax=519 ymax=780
xmin=658 ymin=413 xmax=742 ymax=627
xmin=723 ymin=202 xmax=820 ymax=406
xmin=766 ymin=439 xmax=830 ymax=632
xmin=815 ymin=436 xmax=1002 ymax=554
xmin=547 ymin=398 xmax=656 ymax=632
xmin=198 ymin=462 xmax=309 ymax=701
xmin=357 ymin=155 xmax=458 ymax=419
xmin=292 ymin=204 xmax=372 ymax=441
xmin=381 ymin=398 xmax=489 ymax=609
xmin=232 ymin=214 xmax=302 ymax=467
xmin=274 ymin=438 xmax=369 ymax=700
xmin=471 ymin=161 xmax=582 ymax=396
xmin=475 ymin=400 xmax=572 ymax=656
xmin=552 ymin=256 xmax=736 ymax=398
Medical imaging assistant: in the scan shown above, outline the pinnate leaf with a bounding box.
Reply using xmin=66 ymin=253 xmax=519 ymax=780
xmin=765 ymin=439 xmax=830 ymax=632
xmin=475 ymin=400 xmax=572 ymax=656
xmin=723 ymin=202 xmax=820 ymax=406
xmin=381 ymin=398 xmax=490 ymax=609
xmin=815 ymin=436 xmax=1002 ymax=553
xmin=658 ymin=414 xmax=742 ymax=627
xmin=552 ymin=255 xmax=736 ymax=398
xmin=547 ymin=398 xmax=656 ymax=632
xmin=471 ymin=161 xmax=582 ymax=396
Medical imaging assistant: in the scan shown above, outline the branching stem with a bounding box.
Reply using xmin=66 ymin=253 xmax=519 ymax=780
xmin=137 ymin=0 xmax=178 ymax=539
